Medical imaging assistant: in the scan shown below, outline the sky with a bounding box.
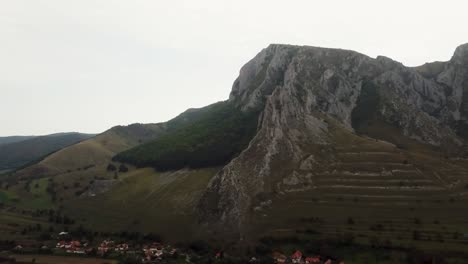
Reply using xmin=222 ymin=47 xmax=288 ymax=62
xmin=1 ymin=0 xmax=467 ymax=136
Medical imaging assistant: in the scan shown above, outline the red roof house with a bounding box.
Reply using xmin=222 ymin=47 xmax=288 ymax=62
xmin=292 ymin=250 xmax=303 ymax=263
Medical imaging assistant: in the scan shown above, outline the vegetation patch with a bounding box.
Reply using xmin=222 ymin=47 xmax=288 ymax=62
xmin=113 ymin=102 xmax=260 ymax=170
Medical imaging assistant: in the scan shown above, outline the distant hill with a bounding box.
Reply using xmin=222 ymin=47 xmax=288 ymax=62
xmin=0 ymin=133 xmax=95 ymax=172
xmin=14 ymin=104 xmax=224 ymax=179
xmin=0 ymin=136 xmax=36 ymax=146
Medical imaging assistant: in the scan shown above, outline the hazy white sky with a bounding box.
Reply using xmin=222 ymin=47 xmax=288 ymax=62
xmin=1 ymin=0 xmax=467 ymax=136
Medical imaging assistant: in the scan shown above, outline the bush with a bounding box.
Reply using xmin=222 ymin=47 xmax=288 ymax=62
xmin=107 ymin=163 xmax=117 ymax=171
xmin=119 ymin=164 xmax=129 ymax=173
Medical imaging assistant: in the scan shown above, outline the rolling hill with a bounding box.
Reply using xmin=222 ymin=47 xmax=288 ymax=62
xmin=12 ymin=102 xmax=229 ymax=181
xmin=0 ymin=133 xmax=95 ymax=172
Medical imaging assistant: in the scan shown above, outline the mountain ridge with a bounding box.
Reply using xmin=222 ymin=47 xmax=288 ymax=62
xmin=197 ymin=42 xmax=468 ymax=239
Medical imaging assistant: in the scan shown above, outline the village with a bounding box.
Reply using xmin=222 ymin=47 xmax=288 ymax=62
xmin=9 ymin=232 xmax=346 ymax=264
xmin=52 ymin=234 xmax=180 ymax=263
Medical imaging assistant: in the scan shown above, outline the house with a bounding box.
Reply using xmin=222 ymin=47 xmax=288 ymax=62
xmin=56 ymin=241 xmax=66 ymax=248
xmin=73 ymin=249 xmax=86 ymax=254
xmin=291 ymin=250 xmax=303 ymax=264
xmin=14 ymin=245 xmax=23 ymax=250
xmin=305 ymin=256 xmax=321 ymax=263
xmin=272 ymin=252 xmax=287 ymax=264
xmin=115 ymin=243 xmax=129 ymax=252
xmin=71 ymin=240 xmax=81 ymax=247
xmin=98 ymin=239 xmax=115 ymax=255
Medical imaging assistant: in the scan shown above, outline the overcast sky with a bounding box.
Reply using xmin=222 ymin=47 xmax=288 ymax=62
xmin=1 ymin=0 xmax=467 ymax=136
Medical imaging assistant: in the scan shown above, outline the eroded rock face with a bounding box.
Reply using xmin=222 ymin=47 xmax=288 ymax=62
xmin=198 ymin=43 xmax=468 ymax=237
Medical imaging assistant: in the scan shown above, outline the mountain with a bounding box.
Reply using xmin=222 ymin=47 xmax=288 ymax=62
xmin=196 ymin=43 xmax=468 ymax=240
xmin=3 ymin=43 xmax=468 ymax=251
xmin=0 ymin=136 xmax=36 ymax=146
xmin=0 ymin=132 xmax=95 ymax=172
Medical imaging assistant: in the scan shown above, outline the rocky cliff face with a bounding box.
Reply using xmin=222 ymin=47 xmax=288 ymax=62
xmin=198 ymin=43 xmax=468 ymax=238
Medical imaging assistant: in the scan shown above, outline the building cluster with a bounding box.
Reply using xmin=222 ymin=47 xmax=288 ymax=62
xmin=142 ymin=242 xmax=178 ymax=263
xmin=273 ymin=250 xmax=344 ymax=264
xmin=96 ymin=239 xmax=132 ymax=255
xmin=52 ymin=236 xmax=179 ymax=263
xmin=15 ymin=233 xmax=346 ymax=264
xmin=55 ymin=240 xmax=89 ymax=254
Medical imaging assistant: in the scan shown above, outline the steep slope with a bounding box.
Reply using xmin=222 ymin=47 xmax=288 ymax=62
xmin=113 ymin=101 xmax=260 ymax=170
xmin=198 ymin=43 xmax=468 ymax=240
xmin=0 ymin=133 xmax=95 ymax=172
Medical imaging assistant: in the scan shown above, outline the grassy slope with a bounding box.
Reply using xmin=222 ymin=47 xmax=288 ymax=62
xmin=0 ymin=210 xmax=50 ymax=240
xmin=14 ymin=125 xmax=165 ymax=179
xmin=63 ymin=167 xmax=220 ymax=242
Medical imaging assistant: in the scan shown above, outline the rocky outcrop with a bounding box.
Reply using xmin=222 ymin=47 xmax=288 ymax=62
xmin=198 ymin=43 xmax=468 ymax=237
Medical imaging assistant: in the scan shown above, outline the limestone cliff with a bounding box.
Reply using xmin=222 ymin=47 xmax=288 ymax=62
xmin=198 ymin=43 xmax=468 ymax=238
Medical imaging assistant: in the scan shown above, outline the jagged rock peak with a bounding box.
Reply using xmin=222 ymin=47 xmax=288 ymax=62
xmin=453 ymin=43 xmax=468 ymax=58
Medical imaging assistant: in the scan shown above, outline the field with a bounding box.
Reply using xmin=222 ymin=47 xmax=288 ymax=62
xmin=0 ymin=210 xmax=50 ymax=241
xmin=11 ymin=254 xmax=116 ymax=264
xmin=63 ymin=167 xmax=220 ymax=241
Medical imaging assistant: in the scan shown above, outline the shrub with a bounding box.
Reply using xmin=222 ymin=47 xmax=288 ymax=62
xmin=119 ymin=164 xmax=128 ymax=173
xmin=107 ymin=163 xmax=117 ymax=171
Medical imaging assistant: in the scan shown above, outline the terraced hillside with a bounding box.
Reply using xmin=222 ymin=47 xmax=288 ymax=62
xmin=251 ymin=126 xmax=468 ymax=251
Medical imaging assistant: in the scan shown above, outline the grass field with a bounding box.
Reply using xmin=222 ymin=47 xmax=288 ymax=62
xmin=63 ymin=167 xmax=220 ymax=242
xmin=0 ymin=210 xmax=50 ymax=240
xmin=11 ymin=254 xmax=117 ymax=264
